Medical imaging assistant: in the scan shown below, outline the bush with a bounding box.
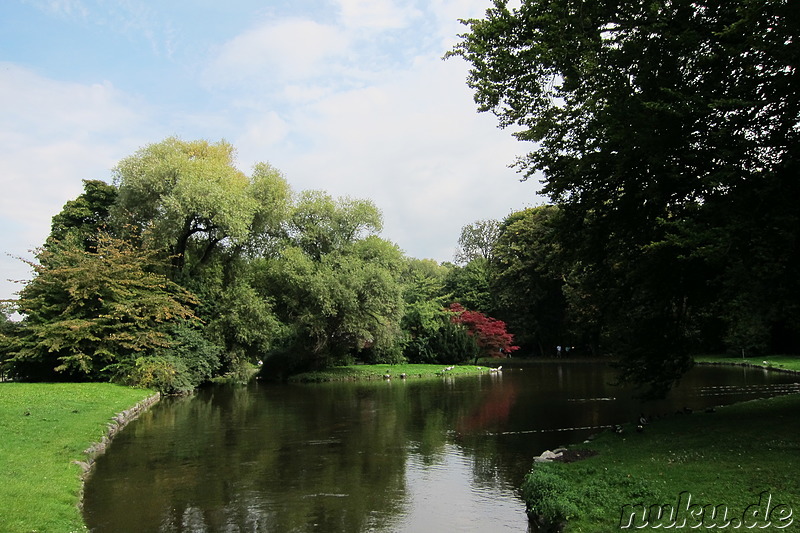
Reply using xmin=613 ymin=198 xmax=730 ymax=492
xmin=404 ymin=319 xmax=482 ymax=365
xmin=109 ymin=323 xmax=222 ymax=393
xmin=521 ymin=464 xmax=580 ymax=530
xmin=155 ymin=322 xmax=222 ymax=387
xmin=120 ymin=356 xmax=194 ymax=394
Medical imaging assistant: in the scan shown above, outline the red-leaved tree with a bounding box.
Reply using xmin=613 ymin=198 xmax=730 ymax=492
xmin=448 ymin=303 xmax=519 ymax=358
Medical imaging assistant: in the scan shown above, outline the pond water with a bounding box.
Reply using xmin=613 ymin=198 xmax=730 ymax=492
xmin=83 ymin=362 xmax=800 ymax=532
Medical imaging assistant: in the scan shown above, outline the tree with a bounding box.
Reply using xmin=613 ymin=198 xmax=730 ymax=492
xmin=287 ymin=190 xmax=382 ymax=260
xmin=450 ymin=0 xmax=800 ymax=395
xmin=454 ymin=219 xmax=501 ymax=264
xmin=262 ymin=242 xmax=405 ymax=370
xmin=259 ymin=191 xmax=403 ymax=371
xmin=0 ymin=304 xmax=19 ymax=381
xmin=400 ymin=258 xmax=456 ymax=363
xmin=6 ymin=233 xmax=200 ymax=383
xmin=491 ymin=206 xmax=571 ymax=355
xmin=448 ymin=303 xmax=519 ymax=359
xmin=48 ymin=179 xmax=117 ymax=251
xmin=112 ymin=137 xmax=292 ymax=274
xmin=442 ymin=258 xmax=493 ymax=314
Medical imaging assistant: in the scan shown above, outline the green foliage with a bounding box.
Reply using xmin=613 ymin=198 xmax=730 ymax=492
xmin=262 ymin=231 xmax=406 ymax=370
xmin=119 ymin=355 xmax=192 ymax=394
xmin=491 ymin=206 xmax=570 ymax=355
xmin=521 ymin=464 xmax=580 ymax=527
xmin=287 ymin=190 xmax=383 ymax=260
xmin=112 ymin=137 xmax=292 ymax=273
xmin=115 ymin=324 xmax=223 ymax=394
xmin=7 ymin=233 xmax=199 ymax=381
xmin=443 ymin=258 xmax=493 ymax=313
xmin=0 ymin=306 xmax=19 ymax=381
xmin=450 ymin=0 xmax=800 ymax=393
xmin=48 ymin=179 xmax=117 ymax=251
xmin=454 ymin=219 xmax=500 ymax=264
xmin=427 ymin=320 xmax=482 ymax=365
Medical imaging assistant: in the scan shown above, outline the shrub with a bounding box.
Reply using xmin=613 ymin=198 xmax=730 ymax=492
xmin=521 ymin=464 xmax=581 ymax=530
xmin=121 ymin=355 xmax=193 ymax=394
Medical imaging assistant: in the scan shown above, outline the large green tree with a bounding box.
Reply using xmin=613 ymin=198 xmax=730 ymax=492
xmin=111 ymin=138 xmax=293 ymax=374
xmin=7 ymin=233 xmax=200 ymax=384
xmin=47 ymin=179 xmax=117 ymax=251
xmin=259 ymin=193 xmax=404 ymax=372
xmin=112 ymin=137 xmax=291 ymax=274
xmin=491 ymin=206 xmax=570 ymax=355
xmin=451 ymin=0 xmax=799 ymax=395
xmin=287 ymin=190 xmax=383 ymax=260
xmin=454 ymin=219 xmax=501 ymax=265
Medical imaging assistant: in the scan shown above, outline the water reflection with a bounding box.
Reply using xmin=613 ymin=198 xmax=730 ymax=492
xmin=83 ymin=363 xmax=799 ymax=532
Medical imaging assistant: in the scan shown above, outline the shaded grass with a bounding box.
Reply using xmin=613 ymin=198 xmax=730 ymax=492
xmin=289 ymin=363 xmax=498 ymax=382
xmin=522 ymin=393 xmax=800 ymax=531
xmin=694 ymin=354 xmax=800 ymax=373
xmin=0 ymin=383 xmax=154 ymax=533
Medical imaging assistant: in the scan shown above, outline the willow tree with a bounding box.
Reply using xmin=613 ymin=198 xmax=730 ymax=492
xmin=111 ymin=138 xmax=293 ymax=375
xmin=112 ymin=137 xmax=291 ymax=274
xmin=261 ymin=193 xmax=404 ymax=371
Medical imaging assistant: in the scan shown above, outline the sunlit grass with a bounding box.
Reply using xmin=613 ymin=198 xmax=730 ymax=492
xmin=0 ymin=383 xmax=154 ymax=533
xmin=523 ymin=393 xmax=800 ymax=531
xmin=288 ymin=362 xmax=501 ymax=382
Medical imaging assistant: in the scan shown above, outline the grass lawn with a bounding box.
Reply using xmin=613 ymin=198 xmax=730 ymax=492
xmin=694 ymin=354 xmax=800 ymax=373
xmin=523 ymin=391 xmax=800 ymax=531
xmin=288 ymin=362 xmax=501 ymax=382
xmin=0 ymin=383 xmax=154 ymax=533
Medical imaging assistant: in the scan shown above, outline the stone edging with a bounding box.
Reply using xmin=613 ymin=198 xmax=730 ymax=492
xmin=74 ymin=392 xmax=161 ymax=509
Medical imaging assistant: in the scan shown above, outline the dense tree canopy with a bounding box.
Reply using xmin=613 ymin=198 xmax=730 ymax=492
xmin=454 ymin=219 xmax=500 ymax=264
xmin=7 ymin=233 xmax=199 ymax=383
xmin=112 ymin=137 xmax=292 ymax=274
xmin=491 ymin=206 xmax=569 ymax=355
xmin=451 ymin=0 xmax=799 ymax=395
xmin=5 ymin=137 xmax=503 ymax=389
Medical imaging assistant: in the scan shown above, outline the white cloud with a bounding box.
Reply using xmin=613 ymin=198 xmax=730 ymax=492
xmin=334 ymin=0 xmax=421 ymax=30
xmin=0 ymin=63 xmax=154 ymax=302
xmin=236 ymin=53 xmax=541 ymax=262
xmin=207 ymin=18 xmax=351 ymax=84
xmin=0 ymin=0 xmax=544 ymax=305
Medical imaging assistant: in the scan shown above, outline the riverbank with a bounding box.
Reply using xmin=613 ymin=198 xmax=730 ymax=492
xmin=288 ymin=362 xmax=500 ymax=382
xmin=0 ymin=383 xmax=155 ymax=533
xmin=694 ymin=354 xmax=800 ymax=374
xmin=522 ymin=357 xmax=800 ymax=531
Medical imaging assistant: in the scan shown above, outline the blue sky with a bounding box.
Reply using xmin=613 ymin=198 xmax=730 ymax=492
xmin=1 ymin=0 xmax=541 ymax=303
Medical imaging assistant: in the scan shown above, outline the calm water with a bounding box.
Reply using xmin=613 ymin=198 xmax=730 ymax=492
xmin=83 ymin=363 xmax=800 ymax=532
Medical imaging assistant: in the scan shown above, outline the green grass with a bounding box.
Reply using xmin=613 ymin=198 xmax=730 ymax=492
xmin=289 ymin=362 xmax=501 ymax=382
xmin=0 ymin=383 xmax=154 ymax=533
xmin=694 ymin=354 xmax=800 ymax=373
xmin=523 ymin=393 xmax=800 ymax=531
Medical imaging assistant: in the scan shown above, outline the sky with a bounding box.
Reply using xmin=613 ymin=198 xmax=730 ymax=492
xmin=0 ymin=0 xmax=543 ymax=304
